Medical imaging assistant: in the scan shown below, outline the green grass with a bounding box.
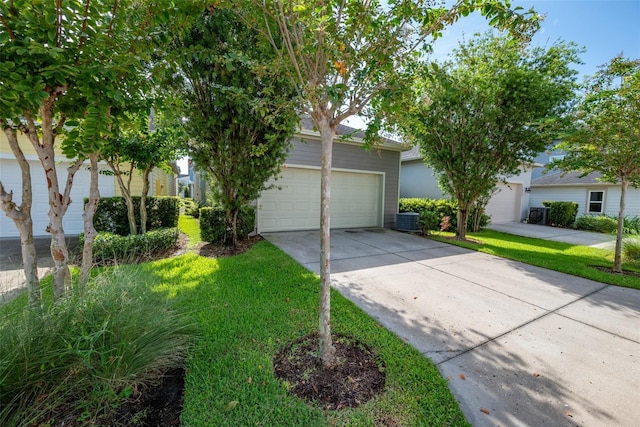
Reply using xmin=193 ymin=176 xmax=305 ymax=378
xmin=139 ymin=242 xmax=468 ymax=426
xmin=430 ymin=230 xmax=640 ymax=290
xmin=178 ymin=214 xmax=202 ymax=248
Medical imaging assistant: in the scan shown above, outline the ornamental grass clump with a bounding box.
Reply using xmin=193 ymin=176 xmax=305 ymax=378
xmin=623 ymin=238 xmax=640 ymax=263
xmin=0 ymin=269 xmax=194 ymax=426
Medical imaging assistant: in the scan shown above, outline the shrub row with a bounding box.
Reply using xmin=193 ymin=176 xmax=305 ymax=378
xmin=200 ymin=207 xmax=255 ymax=244
xmin=399 ymin=198 xmax=489 ymax=231
xmin=542 ymin=201 xmax=578 ymax=228
xmin=79 ymin=227 xmax=179 ymax=264
xmin=180 ymin=198 xmax=201 ymax=218
xmin=575 ymin=215 xmax=618 ymax=233
xmin=88 ymin=196 xmax=180 ymax=236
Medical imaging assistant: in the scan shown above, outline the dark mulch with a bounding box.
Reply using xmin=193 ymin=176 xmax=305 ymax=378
xmin=197 ymin=235 xmax=263 ymax=258
xmin=109 ymin=367 xmax=186 ymax=427
xmin=592 ymin=265 xmax=640 ymax=278
xmin=273 ymin=333 xmax=386 ymax=410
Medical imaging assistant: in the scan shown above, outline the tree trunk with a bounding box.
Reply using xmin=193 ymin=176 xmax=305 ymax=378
xmin=140 ymin=166 xmax=152 ymax=234
xmin=0 ymin=126 xmax=41 ymax=308
xmin=613 ymin=178 xmax=628 ymax=273
xmin=81 ymin=152 xmax=101 ymax=285
xmin=316 ymin=116 xmax=337 ymax=367
xmin=456 ymin=205 xmax=471 ymax=240
xmin=228 ymin=208 xmax=239 ymax=248
xmin=109 ymin=160 xmax=138 ymax=235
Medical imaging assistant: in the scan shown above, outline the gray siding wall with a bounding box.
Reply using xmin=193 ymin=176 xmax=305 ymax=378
xmin=286 ymin=138 xmax=401 ymax=228
xmin=530 ymin=186 xmax=640 ymax=218
xmin=399 ymin=159 xmax=446 ymax=199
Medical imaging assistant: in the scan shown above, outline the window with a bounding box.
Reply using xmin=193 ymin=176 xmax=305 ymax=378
xmin=588 ymin=190 xmax=604 ymax=213
xmin=549 ymin=154 xmax=565 ymax=162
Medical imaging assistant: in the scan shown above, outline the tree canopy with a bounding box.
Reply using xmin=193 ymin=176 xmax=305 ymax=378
xmin=553 ymin=55 xmax=640 ymax=272
xmin=168 ymin=7 xmax=299 ymax=247
xmin=401 ymin=33 xmax=580 ymax=239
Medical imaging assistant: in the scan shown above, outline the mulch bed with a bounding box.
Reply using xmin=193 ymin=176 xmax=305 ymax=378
xmin=591 ymin=265 xmax=640 ymax=278
xmin=273 ymin=333 xmax=386 ymax=410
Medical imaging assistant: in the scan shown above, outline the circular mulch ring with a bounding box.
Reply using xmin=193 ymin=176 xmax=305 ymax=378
xmin=273 ymin=333 xmax=386 ymax=410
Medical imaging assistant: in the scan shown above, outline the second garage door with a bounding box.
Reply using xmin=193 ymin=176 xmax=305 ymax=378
xmin=485 ymin=183 xmax=522 ymax=223
xmin=258 ymin=167 xmax=383 ymax=232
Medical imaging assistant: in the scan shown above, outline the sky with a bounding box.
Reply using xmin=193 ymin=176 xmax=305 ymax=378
xmin=429 ymin=0 xmax=640 ymax=81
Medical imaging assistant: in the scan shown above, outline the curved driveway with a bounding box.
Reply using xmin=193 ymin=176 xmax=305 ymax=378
xmin=264 ymin=228 xmax=640 ymax=427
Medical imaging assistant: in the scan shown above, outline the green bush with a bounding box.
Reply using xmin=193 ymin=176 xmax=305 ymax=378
xmin=418 ymin=211 xmax=439 ymax=234
xmin=180 ymin=198 xmax=200 ymax=218
xmin=575 ymin=215 xmax=618 ymax=233
xmin=79 ymin=227 xmax=179 ymax=264
xmin=399 ymin=198 xmax=489 ymax=231
xmin=200 ymin=206 xmax=256 ymax=244
xmin=623 ymin=238 xmax=640 ymax=263
xmin=88 ymin=196 xmax=180 ymax=235
xmin=0 ymin=270 xmax=194 ymax=426
xmin=623 ymin=216 xmax=640 ymax=235
xmin=542 ymin=201 xmax=578 ymax=228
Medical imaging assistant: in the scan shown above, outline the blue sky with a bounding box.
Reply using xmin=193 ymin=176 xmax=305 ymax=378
xmin=429 ymin=0 xmax=640 ymax=81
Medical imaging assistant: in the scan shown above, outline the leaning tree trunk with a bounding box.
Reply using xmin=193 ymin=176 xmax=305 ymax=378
xmin=0 ymin=126 xmax=40 ymax=308
xmin=109 ymin=160 xmax=138 ymax=235
xmin=81 ymin=152 xmax=101 ymax=285
xmin=316 ymin=116 xmax=337 ymax=367
xmin=613 ymin=178 xmax=628 ymax=273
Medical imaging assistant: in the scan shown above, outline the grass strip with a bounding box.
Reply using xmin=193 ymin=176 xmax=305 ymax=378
xmin=178 ymin=215 xmax=202 ymax=248
xmin=430 ymin=230 xmax=640 ymax=290
xmin=141 ymin=241 xmax=469 ymax=426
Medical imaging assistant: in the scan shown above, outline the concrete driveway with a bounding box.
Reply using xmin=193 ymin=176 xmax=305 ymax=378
xmin=263 ymin=228 xmax=640 ymax=427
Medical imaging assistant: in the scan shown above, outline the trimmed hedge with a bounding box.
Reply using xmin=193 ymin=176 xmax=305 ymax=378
xmin=399 ymin=198 xmax=489 ymax=231
xmin=180 ymin=198 xmax=200 ymax=218
xmin=79 ymin=227 xmax=179 ymax=264
xmin=200 ymin=206 xmax=256 ymax=244
xmin=88 ymin=196 xmax=180 ymax=235
xmin=575 ymin=215 xmax=617 ymax=233
xmin=542 ymin=201 xmax=578 ymax=228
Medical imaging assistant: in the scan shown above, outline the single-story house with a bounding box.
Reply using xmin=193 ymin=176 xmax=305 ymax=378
xmin=529 ymin=171 xmax=640 ymax=218
xmin=400 ymin=147 xmax=536 ymax=223
xmin=0 ymin=132 xmax=178 ymax=238
xmin=255 ymin=118 xmax=405 ymax=233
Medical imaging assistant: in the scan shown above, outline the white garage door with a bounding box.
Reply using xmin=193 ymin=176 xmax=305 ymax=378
xmin=258 ymin=167 xmax=383 ymax=232
xmin=485 ymin=183 xmax=522 ymax=223
xmin=0 ymin=159 xmax=114 ymax=238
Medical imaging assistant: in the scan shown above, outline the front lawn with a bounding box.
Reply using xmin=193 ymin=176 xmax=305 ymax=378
xmin=430 ymin=230 xmax=640 ymax=290
xmin=141 ymin=241 xmax=469 ymax=426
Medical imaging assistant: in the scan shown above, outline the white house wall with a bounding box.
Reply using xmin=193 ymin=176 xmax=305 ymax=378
xmin=399 ymin=160 xmax=446 ymax=199
xmin=529 ymin=185 xmax=640 ymax=218
xmin=0 ymin=158 xmax=115 ymax=238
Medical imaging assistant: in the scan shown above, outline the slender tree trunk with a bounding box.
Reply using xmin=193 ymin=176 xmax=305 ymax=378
xmin=0 ymin=126 xmax=40 ymax=308
xmin=613 ymin=178 xmax=628 ymax=273
xmin=140 ymin=166 xmax=153 ymax=234
xmin=229 ymin=208 xmax=239 ymax=248
xmin=81 ymin=153 xmax=101 ymax=284
xmin=109 ymin=160 xmax=137 ymax=235
xmin=316 ymin=116 xmax=336 ymax=367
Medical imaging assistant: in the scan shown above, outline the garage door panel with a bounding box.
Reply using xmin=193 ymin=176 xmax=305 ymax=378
xmin=258 ymin=168 xmax=382 ymax=232
xmin=486 ymin=183 xmax=522 ymax=223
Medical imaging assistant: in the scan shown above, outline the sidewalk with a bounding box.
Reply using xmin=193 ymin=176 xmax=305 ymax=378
xmin=487 ymin=221 xmax=617 ymax=249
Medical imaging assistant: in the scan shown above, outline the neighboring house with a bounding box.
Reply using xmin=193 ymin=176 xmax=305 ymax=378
xmin=0 ymin=132 xmax=178 ymax=238
xmin=529 ymin=171 xmax=640 ymax=218
xmin=531 ymin=145 xmax=565 ymax=179
xmin=255 ymin=118 xmax=405 ymax=233
xmin=400 ymin=147 xmax=536 ymax=223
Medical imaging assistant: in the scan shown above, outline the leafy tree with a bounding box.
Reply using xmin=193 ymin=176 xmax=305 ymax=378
xmin=102 ymin=110 xmax=185 ymax=235
xmin=553 ymin=56 xmax=640 ymax=273
xmin=241 ymin=0 xmax=540 ymax=366
xmin=167 ymin=7 xmax=299 ymax=247
xmin=0 ymin=0 xmax=197 ymax=300
xmin=401 ymin=33 xmax=580 ymax=240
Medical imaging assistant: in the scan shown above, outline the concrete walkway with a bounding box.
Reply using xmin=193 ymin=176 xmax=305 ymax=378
xmin=263 ymin=228 xmax=640 ymax=427
xmin=488 ymin=221 xmax=617 ymax=249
